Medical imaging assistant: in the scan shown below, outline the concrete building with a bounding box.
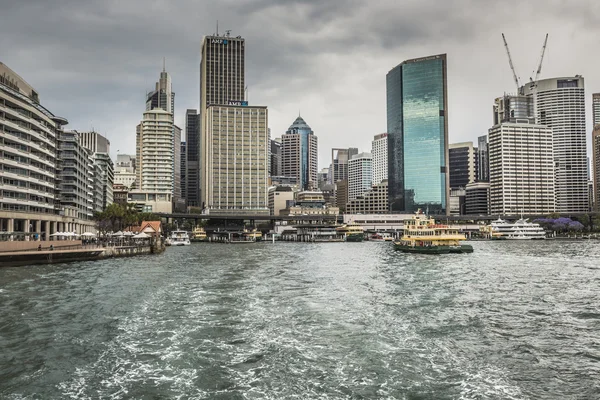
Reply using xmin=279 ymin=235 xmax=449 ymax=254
xmin=335 ymin=180 xmax=348 ymax=213
xmin=185 ymin=109 xmax=200 ymax=207
xmin=522 ymin=77 xmax=588 ymax=213
xmin=449 ymin=142 xmax=476 ymax=190
xmin=78 ymin=131 xmax=113 ymax=210
xmin=203 ymin=105 xmax=269 ymax=214
xmin=113 ymin=183 xmax=128 ymax=205
xmin=180 ymin=141 xmax=187 ymax=202
xmin=346 ymin=180 xmax=389 ymax=214
xmin=348 ymin=152 xmax=372 ymax=201
xmin=387 ymin=54 xmax=449 ymax=214
xmin=199 ymin=32 xmax=246 ymax=209
xmin=114 ymin=154 xmax=136 ymax=189
xmin=477 ymin=135 xmax=489 ymax=182
xmin=270 ymin=138 xmax=282 ymax=178
xmin=173 ymin=124 xmax=182 ymax=200
xmin=1 ymin=62 xmax=96 ymax=239
xmin=317 ymin=168 xmax=329 ymax=190
xmin=449 ymin=188 xmax=466 ymax=216
xmin=371 ymin=133 xmax=388 ymax=185
xmin=465 ymin=182 xmax=490 ymax=215
xmin=593 ymin=93 xmax=600 ymax=210
xmin=136 ymin=108 xmax=174 ymax=194
xmin=268 ymin=185 xmax=295 ymax=216
xmin=281 ymin=116 xmax=318 ymax=191
xmin=280 ymin=191 xmax=339 ymax=217
xmin=330 ymin=148 xmax=358 ymax=184
xmin=488 ymin=95 xmax=555 ymax=215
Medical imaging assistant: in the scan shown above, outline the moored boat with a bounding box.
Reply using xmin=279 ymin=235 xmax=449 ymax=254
xmin=169 ymin=230 xmax=191 ymax=246
xmin=336 ymin=223 xmax=365 ymax=242
xmin=393 ymin=210 xmax=473 ymax=254
xmin=190 ymin=226 xmax=208 ymax=242
xmin=483 ymin=218 xmax=546 ymax=240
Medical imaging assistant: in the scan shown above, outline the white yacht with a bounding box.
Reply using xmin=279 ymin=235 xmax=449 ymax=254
xmin=169 ymin=230 xmax=191 ymax=246
xmin=489 ymin=218 xmax=546 ymax=240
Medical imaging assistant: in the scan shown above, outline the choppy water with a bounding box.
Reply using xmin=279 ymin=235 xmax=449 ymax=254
xmin=1 ymin=241 xmax=600 ymax=399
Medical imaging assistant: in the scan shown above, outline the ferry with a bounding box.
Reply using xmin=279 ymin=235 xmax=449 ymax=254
xmin=393 ymin=210 xmax=473 ymax=254
xmin=168 ymin=230 xmax=191 ymax=246
xmin=486 ymin=218 xmax=546 ymax=240
xmin=243 ymin=228 xmax=263 ymax=242
xmin=336 ymin=223 xmax=365 ymax=242
xmin=190 ymin=226 xmax=208 ymax=242
xmin=370 ymin=233 xmax=394 ymax=242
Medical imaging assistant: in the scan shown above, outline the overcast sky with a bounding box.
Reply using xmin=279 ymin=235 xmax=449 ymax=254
xmin=1 ymin=0 xmax=599 ymax=168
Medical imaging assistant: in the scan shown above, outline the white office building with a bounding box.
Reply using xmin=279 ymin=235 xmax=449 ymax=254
xmin=371 ymin=133 xmax=388 ymax=185
xmin=348 ymin=152 xmax=373 ymax=202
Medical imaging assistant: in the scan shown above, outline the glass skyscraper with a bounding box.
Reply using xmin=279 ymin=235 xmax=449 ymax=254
xmin=386 ymin=54 xmax=449 ymax=214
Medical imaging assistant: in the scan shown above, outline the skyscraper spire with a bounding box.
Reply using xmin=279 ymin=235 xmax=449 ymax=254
xmin=163 ymin=57 xmax=166 ymax=72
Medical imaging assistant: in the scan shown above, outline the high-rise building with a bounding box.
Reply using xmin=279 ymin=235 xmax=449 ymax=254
xmin=477 ymin=135 xmax=489 ymax=182
xmin=488 ymin=95 xmax=555 ymax=215
xmin=79 ymin=131 xmax=114 ymax=210
xmin=371 ymin=133 xmax=388 ymax=185
xmin=173 ymin=124 xmax=181 ymax=199
xmin=180 ymin=141 xmax=187 ymax=202
xmin=330 ymin=148 xmax=358 ymax=184
xmin=465 ymin=182 xmax=490 ymax=215
xmin=281 ymin=116 xmax=318 ymax=191
xmin=386 ymin=54 xmax=449 ymax=214
xmin=135 ymin=109 xmax=174 ymax=193
xmin=593 ymin=92 xmax=600 ymax=126
xmin=449 ymin=142 xmax=476 ymax=190
xmin=522 ymin=77 xmax=588 ymax=213
xmin=270 ymin=138 xmax=282 ymax=178
xmin=593 ymin=93 xmax=600 ymax=211
xmin=146 ymin=64 xmax=174 ymax=114
xmin=348 ymin=152 xmax=373 ymax=201
xmin=185 ymin=109 xmax=200 ymax=207
xmin=203 ymin=105 xmax=269 ymax=214
xmin=199 ymin=32 xmax=253 ymax=211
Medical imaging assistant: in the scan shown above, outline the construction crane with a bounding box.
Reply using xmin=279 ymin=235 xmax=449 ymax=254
xmin=530 ymin=33 xmax=549 ymax=84
xmin=502 ymin=33 xmax=522 ymax=95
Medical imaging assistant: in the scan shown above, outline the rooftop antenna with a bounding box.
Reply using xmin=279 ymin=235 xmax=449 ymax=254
xmin=501 ymin=33 xmax=523 ymax=95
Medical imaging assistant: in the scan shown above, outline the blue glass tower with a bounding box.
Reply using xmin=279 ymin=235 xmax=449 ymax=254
xmin=282 ymin=116 xmax=318 ymax=191
xmin=386 ymin=54 xmax=449 ymax=214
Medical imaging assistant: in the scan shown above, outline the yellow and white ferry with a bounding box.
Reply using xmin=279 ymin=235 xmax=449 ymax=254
xmin=393 ymin=210 xmax=473 ymax=254
xmin=190 ymin=226 xmax=208 ymax=242
xmin=336 ymin=223 xmax=365 ymax=242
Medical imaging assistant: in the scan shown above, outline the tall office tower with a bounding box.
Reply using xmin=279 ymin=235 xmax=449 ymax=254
xmin=146 ymin=64 xmax=174 ymax=114
xmin=185 ymin=109 xmax=200 ymax=207
xmin=488 ymin=95 xmax=555 ymax=215
xmin=386 ymin=54 xmax=449 ymax=214
xmin=348 ymin=152 xmax=373 ymax=201
xmin=330 ymin=148 xmax=358 ymax=184
xmin=78 ymin=131 xmax=114 ymax=209
xmin=180 ymin=141 xmax=187 ymax=202
xmin=203 ymin=105 xmax=269 ymax=214
xmin=593 ymin=93 xmax=600 ymax=126
xmin=522 ymin=77 xmax=588 ymax=212
xmin=371 ymin=133 xmax=388 ymax=185
xmin=449 ymin=142 xmax=476 ymax=189
xmin=477 ymin=135 xmax=489 ymax=182
xmin=173 ymin=124 xmax=181 ymax=199
xmin=199 ymin=33 xmax=247 ymax=209
xmin=281 ymin=116 xmax=318 ymax=191
xmin=135 ymin=109 xmax=174 ymax=193
xmin=270 ymin=138 xmax=282 ymax=178
xmin=593 ymin=93 xmax=600 ymax=210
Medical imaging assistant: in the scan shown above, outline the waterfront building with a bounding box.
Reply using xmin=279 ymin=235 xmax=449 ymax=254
xmin=279 ymin=191 xmax=339 ymax=217
xmin=449 ymin=142 xmax=476 ymax=190
xmin=0 ymin=62 xmax=97 ymax=239
xmin=465 ymin=182 xmax=490 ymax=215
xmin=477 ymin=135 xmax=489 ymax=182
xmin=180 ymin=141 xmax=187 ymax=202
xmin=386 ymin=54 xmax=449 ymax=214
xmin=281 ymin=116 xmax=318 ymax=191
xmin=371 ymin=133 xmax=388 ymax=185
xmin=348 ymin=152 xmax=373 ymax=201
xmin=346 ymin=180 xmax=389 ymax=214
xmin=522 ymin=77 xmax=588 ymax=213
xmin=199 ymin=32 xmax=246 ymax=209
xmin=203 ymin=105 xmax=269 ymax=215
xmin=488 ymin=95 xmax=555 ymax=215
xmin=268 ymin=185 xmax=295 ymax=216
xmin=270 ymin=138 xmax=282 ymax=178
xmin=185 ymin=109 xmax=200 ymax=207
xmin=78 ymin=131 xmax=114 ymax=210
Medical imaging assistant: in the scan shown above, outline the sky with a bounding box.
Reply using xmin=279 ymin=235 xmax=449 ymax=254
xmin=1 ymin=0 xmax=599 ymax=169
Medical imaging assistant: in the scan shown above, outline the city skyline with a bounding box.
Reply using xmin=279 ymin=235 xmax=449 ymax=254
xmin=1 ymin=1 xmax=600 ymax=169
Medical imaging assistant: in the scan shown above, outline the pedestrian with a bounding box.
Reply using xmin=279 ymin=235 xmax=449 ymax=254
xmin=50 ymin=244 xmax=54 ymax=251
xmin=38 ymin=244 xmax=42 ymax=251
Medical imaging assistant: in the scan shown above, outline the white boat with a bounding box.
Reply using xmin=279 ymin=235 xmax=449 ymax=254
xmin=488 ymin=218 xmax=546 ymax=240
xmin=169 ymin=230 xmax=191 ymax=246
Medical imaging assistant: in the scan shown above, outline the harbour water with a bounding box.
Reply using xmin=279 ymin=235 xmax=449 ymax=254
xmin=1 ymin=241 xmax=599 ymax=399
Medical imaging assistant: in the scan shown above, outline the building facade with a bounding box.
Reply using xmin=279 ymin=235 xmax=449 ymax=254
xmin=330 ymin=148 xmax=358 ymax=184
xmin=449 ymin=142 xmax=476 ymax=190
xmin=346 ymin=180 xmax=389 ymax=214
xmin=593 ymin=93 xmax=600 ymax=210
xmin=386 ymin=54 xmax=449 ymax=214
xmin=136 ymin=109 xmax=174 ymax=193
xmin=465 ymin=182 xmax=490 ymax=215
xmin=348 ymin=152 xmax=372 ymax=201
xmin=185 ymin=109 xmax=200 ymax=207
xmin=268 ymin=185 xmax=295 ymax=216
xmin=78 ymin=131 xmax=113 ymax=210
xmin=477 ymin=135 xmax=489 ymax=182
xmin=522 ymin=77 xmax=588 ymax=213
xmin=270 ymin=138 xmax=282 ymax=178
xmin=371 ymin=133 xmax=388 ymax=185
xmin=281 ymin=116 xmax=318 ymax=191
xmin=203 ymin=105 xmax=269 ymax=214
xmin=180 ymin=141 xmax=187 ymax=201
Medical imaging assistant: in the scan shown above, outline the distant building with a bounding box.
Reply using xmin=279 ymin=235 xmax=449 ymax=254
xmin=317 ymin=168 xmax=329 ymax=190
xmin=449 ymin=142 xmax=476 ymax=190
xmin=523 ymin=76 xmax=588 ymax=213
xmin=279 ymin=191 xmax=339 ymax=217
xmin=335 ymin=180 xmax=348 ymax=213
xmin=270 ymin=138 xmax=282 ymax=178
xmin=371 ymin=133 xmax=388 ymax=185
xmin=449 ymin=188 xmax=466 ymax=216
xmin=346 ymin=180 xmax=389 ymax=214
xmin=281 ymin=116 xmax=318 ymax=191
xmin=348 ymin=152 xmax=373 ymax=201
xmin=180 ymin=141 xmax=187 ymax=202
xmin=387 ymin=54 xmax=449 ymax=214
xmin=477 ymin=135 xmax=489 ymax=182
xmin=465 ymin=182 xmax=490 ymax=215
xmin=593 ymin=93 xmax=600 ymax=211
xmin=78 ymin=131 xmax=114 ymax=210
xmin=113 ymin=183 xmax=129 ymax=205
xmin=173 ymin=124 xmax=182 ymax=201
xmin=185 ymin=109 xmax=200 ymax=207
xmin=268 ymin=185 xmax=295 ymax=216
xmin=114 ymin=154 xmax=136 ymax=189
xmin=330 ymin=148 xmax=358 ymax=184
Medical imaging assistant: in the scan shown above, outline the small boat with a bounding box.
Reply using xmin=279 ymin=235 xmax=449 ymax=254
xmin=393 ymin=210 xmax=473 ymax=254
xmin=370 ymin=233 xmax=386 ymax=242
xmin=336 ymin=223 xmax=365 ymax=242
xmin=169 ymin=230 xmax=191 ymax=246
xmin=190 ymin=226 xmax=208 ymax=242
